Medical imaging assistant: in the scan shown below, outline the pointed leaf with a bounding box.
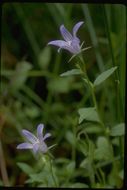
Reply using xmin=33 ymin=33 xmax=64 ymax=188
xmin=60 ymin=69 xmax=83 ymax=77
xmin=94 ymin=137 xmax=113 ymax=161
xmin=94 ymin=66 xmax=117 ymax=87
xmin=10 ymin=61 xmax=32 ymax=91
xmin=66 ymin=161 xmax=75 ymax=175
xmin=17 ymin=162 xmax=34 ymax=175
xmin=78 ymin=107 xmax=100 ymax=124
xmin=65 ymin=131 xmax=75 ymax=146
xmin=110 ymin=123 xmax=125 ymax=136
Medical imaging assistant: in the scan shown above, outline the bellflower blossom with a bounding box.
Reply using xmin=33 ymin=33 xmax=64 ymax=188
xmin=48 ymin=21 xmax=84 ymax=54
xmin=17 ymin=124 xmax=53 ymax=154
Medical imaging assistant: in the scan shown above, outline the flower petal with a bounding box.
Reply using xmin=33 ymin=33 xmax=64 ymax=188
xmin=43 ymin=133 xmax=51 ymax=141
xmin=37 ymin=124 xmax=44 ymax=142
xmin=61 ymin=44 xmax=79 ymax=54
xmin=17 ymin=142 xmax=33 ymax=149
xmin=60 ymin=25 xmax=73 ymax=41
xmin=48 ymin=40 xmax=68 ymax=48
xmin=73 ymin=21 xmax=84 ymax=37
xmin=40 ymin=142 xmax=48 ymax=153
xmin=33 ymin=143 xmax=39 ymax=154
xmin=48 ymin=40 xmax=78 ymax=54
xmin=22 ymin=129 xmax=38 ymax=144
xmin=71 ymin=39 xmax=81 ymax=53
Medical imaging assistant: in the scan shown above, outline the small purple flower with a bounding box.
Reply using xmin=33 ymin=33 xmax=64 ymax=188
xmin=48 ymin=21 xmax=84 ymax=54
xmin=17 ymin=124 xmax=53 ymax=154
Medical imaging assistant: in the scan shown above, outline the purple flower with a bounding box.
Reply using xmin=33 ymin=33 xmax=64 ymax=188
xmin=17 ymin=124 xmax=53 ymax=154
xmin=48 ymin=21 xmax=84 ymax=54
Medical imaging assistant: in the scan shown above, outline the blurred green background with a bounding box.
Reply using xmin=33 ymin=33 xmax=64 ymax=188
xmin=0 ymin=3 xmax=126 ymax=187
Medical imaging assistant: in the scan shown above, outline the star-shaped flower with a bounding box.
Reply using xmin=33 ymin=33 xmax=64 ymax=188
xmin=17 ymin=124 xmax=53 ymax=154
xmin=48 ymin=21 xmax=84 ymax=54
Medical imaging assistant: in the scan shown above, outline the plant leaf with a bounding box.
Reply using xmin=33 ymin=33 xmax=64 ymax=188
xmin=77 ymin=139 xmax=88 ymax=156
xmin=110 ymin=123 xmax=125 ymax=136
xmin=10 ymin=61 xmax=32 ymax=91
xmin=94 ymin=66 xmax=117 ymax=87
xmin=17 ymin=162 xmax=34 ymax=175
xmin=78 ymin=107 xmax=100 ymax=124
xmin=65 ymin=131 xmax=75 ymax=146
xmin=94 ymin=136 xmax=113 ymax=161
xmin=60 ymin=69 xmax=83 ymax=77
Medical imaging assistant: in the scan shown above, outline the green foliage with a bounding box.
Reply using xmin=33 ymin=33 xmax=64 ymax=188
xmin=60 ymin=69 xmax=83 ymax=77
xmin=78 ymin=107 xmax=100 ymax=124
xmin=110 ymin=123 xmax=125 ymax=136
xmin=17 ymin=162 xmax=34 ymax=175
xmin=93 ymin=66 xmax=117 ymax=87
xmin=94 ymin=136 xmax=113 ymax=161
xmin=10 ymin=61 xmax=32 ymax=92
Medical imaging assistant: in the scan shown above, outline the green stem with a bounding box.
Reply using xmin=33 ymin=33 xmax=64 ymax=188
xmin=77 ymin=55 xmax=105 ymax=130
xmin=98 ymin=167 xmax=106 ymax=186
xmin=49 ymin=158 xmax=58 ymax=187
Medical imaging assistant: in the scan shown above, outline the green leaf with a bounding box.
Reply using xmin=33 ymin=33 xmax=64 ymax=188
xmin=66 ymin=161 xmax=75 ymax=175
xmin=28 ymin=169 xmax=56 ymax=186
xmin=78 ymin=107 xmax=100 ymax=124
xmin=38 ymin=47 xmax=51 ymax=69
xmin=29 ymin=172 xmax=47 ymax=183
xmin=80 ymin=157 xmax=95 ymax=183
xmin=77 ymin=140 xmax=88 ymax=156
xmin=110 ymin=123 xmax=125 ymax=136
xmin=83 ymin=124 xmax=103 ymax=134
xmin=60 ymin=69 xmax=83 ymax=77
xmin=65 ymin=131 xmax=75 ymax=146
xmin=17 ymin=162 xmax=34 ymax=175
xmin=80 ymin=157 xmax=90 ymax=169
xmin=10 ymin=61 xmax=32 ymax=91
xmin=94 ymin=136 xmax=113 ymax=161
xmin=107 ymin=160 xmax=122 ymax=187
xmin=94 ymin=66 xmax=117 ymax=87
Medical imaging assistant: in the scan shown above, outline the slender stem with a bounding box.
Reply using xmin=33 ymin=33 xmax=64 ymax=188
xmin=95 ymin=169 xmax=102 ymax=184
xmin=49 ymin=158 xmax=58 ymax=187
xmin=98 ymin=167 xmax=106 ymax=186
xmin=77 ymin=55 xmax=105 ymax=130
